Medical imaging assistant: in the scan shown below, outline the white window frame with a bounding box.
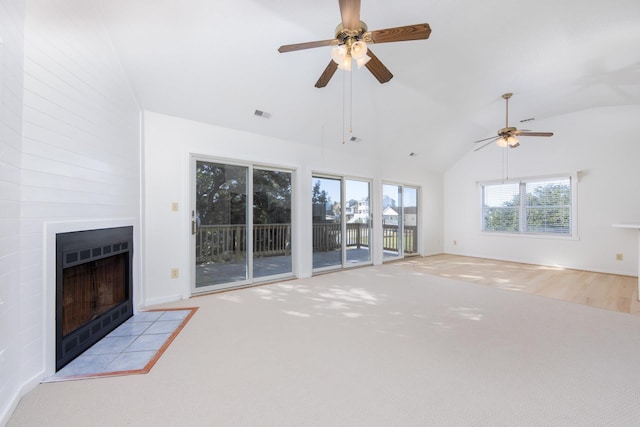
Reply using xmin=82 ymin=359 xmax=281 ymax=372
xmin=479 ymin=173 xmax=578 ymax=240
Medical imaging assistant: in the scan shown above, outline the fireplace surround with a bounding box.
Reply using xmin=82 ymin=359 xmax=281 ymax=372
xmin=56 ymin=226 xmax=134 ymax=371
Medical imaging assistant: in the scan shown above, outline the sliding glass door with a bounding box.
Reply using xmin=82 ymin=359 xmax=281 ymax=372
xmin=193 ymin=158 xmax=293 ymax=293
xmin=253 ymin=168 xmax=292 ymax=279
xmin=312 ymin=175 xmax=371 ymax=272
xmin=382 ymin=183 xmax=419 ymax=260
xmin=194 ymin=161 xmax=248 ymax=289
xmin=403 ymin=186 xmax=418 ymax=255
xmin=312 ymin=176 xmax=342 ymax=270
xmin=345 ymin=179 xmax=371 ymax=265
xmin=382 ymin=184 xmax=402 ymax=260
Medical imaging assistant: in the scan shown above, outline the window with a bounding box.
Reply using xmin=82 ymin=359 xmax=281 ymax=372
xmin=482 ymin=176 xmax=573 ymax=236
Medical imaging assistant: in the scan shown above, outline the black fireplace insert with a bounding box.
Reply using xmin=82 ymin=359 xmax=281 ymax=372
xmin=56 ymin=226 xmax=133 ymax=371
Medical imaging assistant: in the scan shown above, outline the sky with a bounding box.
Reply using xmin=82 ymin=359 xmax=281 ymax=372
xmin=312 ymin=177 xmax=417 ymax=208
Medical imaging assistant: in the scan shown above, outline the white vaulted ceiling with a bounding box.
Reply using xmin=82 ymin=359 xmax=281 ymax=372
xmin=92 ymin=0 xmax=640 ymax=171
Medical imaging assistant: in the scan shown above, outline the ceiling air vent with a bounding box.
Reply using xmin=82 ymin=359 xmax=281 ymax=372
xmin=254 ymin=110 xmax=271 ymax=119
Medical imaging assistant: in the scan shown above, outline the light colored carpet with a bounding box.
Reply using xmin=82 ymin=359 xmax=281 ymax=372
xmin=9 ymin=263 xmax=640 ymax=426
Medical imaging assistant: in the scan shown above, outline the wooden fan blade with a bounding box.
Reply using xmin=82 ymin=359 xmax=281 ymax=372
xmin=515 ymin=131 xmax=554 ymax=137
xmin=315 ymin=61 xmax=339 ymax=88
xmin=473 ymin=135 xmax=499 ymax=144
xmin=474 ymin=138 xmax=499 ymax=152
xmin=339 ymin=0 xmax=361 ymax=29
xmin=278 ymin=39 xmax=338 ymax=53
xmin=369 ymin=23 xmax=431 ymax=44
xmin=364 ymin=49 xmax=393 ymax=84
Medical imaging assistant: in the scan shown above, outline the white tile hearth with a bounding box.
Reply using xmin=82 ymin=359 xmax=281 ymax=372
xmin=46 ymin=309 xmax=195 ymax=381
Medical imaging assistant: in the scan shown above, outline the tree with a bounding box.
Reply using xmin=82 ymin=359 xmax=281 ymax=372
xmin=252 ymin=170 xmax=292 ymax=256
xmin=253 ymin=170 xmax=291 ymax=225
xmin=484 ymin=183 xmax=571 ymax=233
xmin=331 ymin=201 xmax=341 ymax=218
xmin=196 ymin=163 xmax=247 ymax=226
xmin=525 ymin=183 xmax=571 ymax=233
xmin=312 ymin=180 xmax=330 ymax=222
xmin=312 ymin=180 xmax=328 ymax=205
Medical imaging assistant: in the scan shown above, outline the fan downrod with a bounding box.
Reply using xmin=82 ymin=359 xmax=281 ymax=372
xmin=502 ymin=92 xmax=513 ymax=128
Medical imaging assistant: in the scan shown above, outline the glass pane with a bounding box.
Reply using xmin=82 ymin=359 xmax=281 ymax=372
xmin=403 ymin=187 xmax=418 ymax=255
xmin=253 ymin=169 xmax=292 ymax=278
xmin=525 ymin=178 xmax=571 ymax=234
xmin=312 ymin=177 xmax=342 ymax=269
xmin=482 ymin=182 xmax=520 ymax=232
xmin=382 ymin=184 xmax=402 ymax=259
xmin=345 ymin=179 xmax=371 ymax=264
xmin=195 ymin=161 xmax=247 ymax=288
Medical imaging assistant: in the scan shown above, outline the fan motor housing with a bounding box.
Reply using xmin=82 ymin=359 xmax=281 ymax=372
xmin=498 ymin=126 xmax=517 ymax=136
xmin=335 ymin=22 xmax=368 ymax=43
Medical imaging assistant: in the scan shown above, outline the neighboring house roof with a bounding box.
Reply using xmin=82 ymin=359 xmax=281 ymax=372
xmin=383 ymin=207 xmax=398 ymax=216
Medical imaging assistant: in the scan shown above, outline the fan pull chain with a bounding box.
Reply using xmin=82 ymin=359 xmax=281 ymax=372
xmin=349 ymin=69 xmax=353 ymax=135
xmin=342 ymin=69 xmax=346 ymax=144
xmin=341 ymin=68 xmax=354 ymax=143
xmin=503 ymin=145 xmax=510 ymax=181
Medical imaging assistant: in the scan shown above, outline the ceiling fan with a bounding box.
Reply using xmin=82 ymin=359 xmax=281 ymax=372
xmin=278 ymin=0 xmax=431 ymax=88
xmin=474 ymin=93 xmax=554 ymax=151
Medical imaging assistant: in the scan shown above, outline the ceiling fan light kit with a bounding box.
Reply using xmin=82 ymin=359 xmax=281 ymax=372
xmin=496 ymin=134 xmax=519 ymax=148
xmin=277 ymin=0 xmax=431 ymax=88
xmin=330 ymin=41 xmax=370 ymax=70
xmin=473 ymin=93 xmax=554 ymax=152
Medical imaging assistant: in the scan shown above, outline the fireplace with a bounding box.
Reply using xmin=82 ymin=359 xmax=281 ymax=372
xmin=56 ymin=226 xmax=133 ymax=371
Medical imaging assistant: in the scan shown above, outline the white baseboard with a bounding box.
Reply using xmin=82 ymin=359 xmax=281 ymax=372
xmin=142 ymin=294 xmax=184 ymax=308
xmin=445 ymin=251 xmax=638 ymax=277
xmin=0 ymin=370 xmax=45 ymax=427
xmin=422 ymin=251 xmax=445 ymax=257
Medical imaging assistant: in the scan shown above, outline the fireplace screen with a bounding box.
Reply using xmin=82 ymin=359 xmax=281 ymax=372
xmin=56 ymin=226 xmax=133 ymax=370
xmin=62 ymin=253 xmax=127 ymax=336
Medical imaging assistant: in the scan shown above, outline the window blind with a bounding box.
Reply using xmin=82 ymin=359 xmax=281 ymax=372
xmin=482 ymin=177 xmax=572 ymax=236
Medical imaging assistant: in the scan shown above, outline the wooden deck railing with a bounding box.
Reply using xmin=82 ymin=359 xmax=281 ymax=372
xmin=345 ymin=223 xmax=370 ymax=249
xmin=312 ymin=222 xmax=341 ymax=251
xmin=196 ymin=225 xmax=247 ymax=263
xmin=312 ymin=222 xmax=372 ymax=251
xmin=196 ymin=224 xmax=292 ymax=263
xmin=383 ymin=224 xmax=418 ymax=254
xmin=196 ymin=223 xmax=411 ymax=263
xmin=253 ymin=224 xmax=291 ymax=257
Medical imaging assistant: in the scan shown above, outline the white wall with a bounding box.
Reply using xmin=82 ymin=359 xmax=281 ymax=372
xmin=0 ymin=0 xmax=25 ymax=424
xmin=142 ymin=111 xmax=444 ymax=306
xmin=1 ymin=1 xmax=141 ymax=424
xmin=444 ymin=105 xmax=640 ymax=276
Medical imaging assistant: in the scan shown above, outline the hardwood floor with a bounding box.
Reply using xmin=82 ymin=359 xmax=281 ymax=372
xmin=396 ymin=254 xmax=640 ymax=316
